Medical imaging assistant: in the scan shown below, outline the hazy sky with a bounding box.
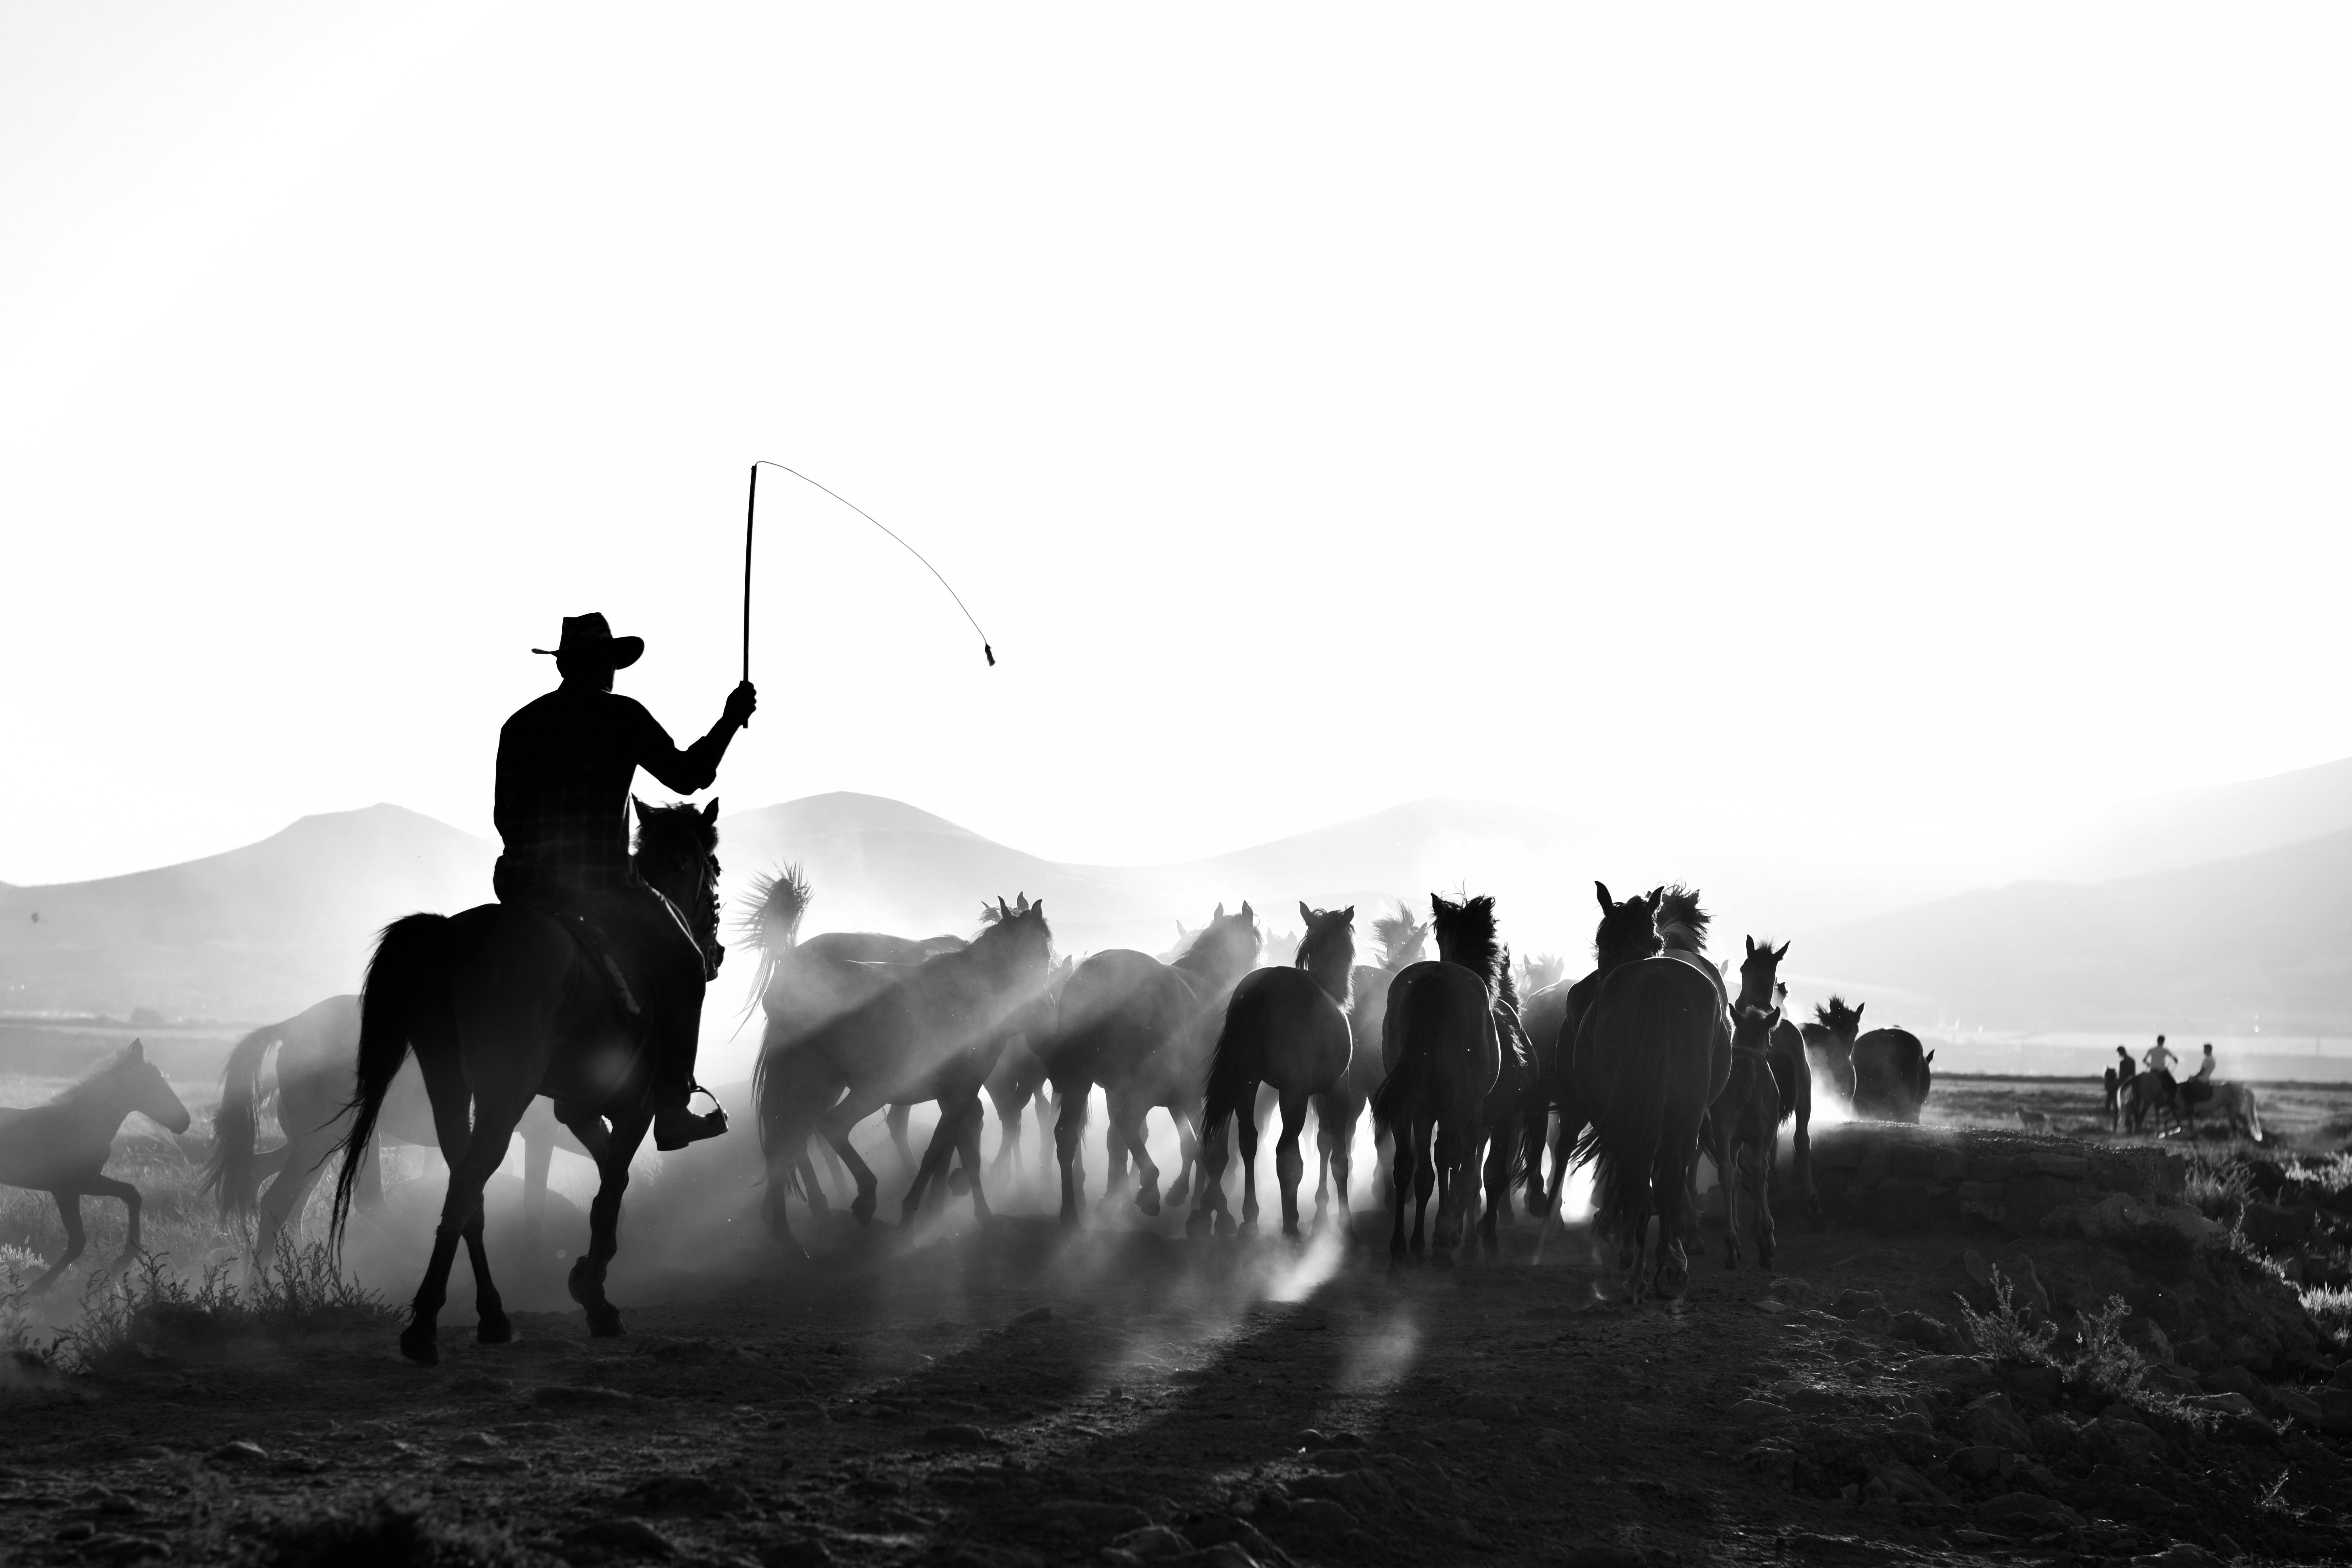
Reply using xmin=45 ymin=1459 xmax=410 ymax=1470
xmin=6 ymin=5 xmax=2349 ymax=890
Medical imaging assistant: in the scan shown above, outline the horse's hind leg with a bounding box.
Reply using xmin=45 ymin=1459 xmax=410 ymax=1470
xmin=1165 ymin=1105 xmax=1198 ymax=1209
xmin=1274 ymin=1089 xmax=1310 ymax=1240
xmin=522 ymin=1131 xmax=553 ymax=1255
xmin=886 ymin=1103 xmax=918 ymax=1183
xmin=251 ymin=1134 xmax=329 ymax=1279
xmin=86 ymin=1175 xmax=143 ymax=1276
xmin=26 ymin=1192 xmax=86 ymax=1296
xmin=1409 ymin=1122 xmax=1436 ymax=1266
xmin=569 ymin=1111 xmax=648 ymax=1339
xmin=1480 ymin=1121 xmax=1511 ymax=1257
xmin=1321 ymin=1093 xmax=1356 ymax=1243
xmin=1053 ymin=1082 xmax=1090 ymax=1228
xmin=462 ymin=1207 xmax=511 ymax=1344
xmin=1752 ymin=1138 xmax=1779 ymax=1272
xmin=818 ymin=1087 xmax=890 ymax=1227
xmin=1235 ymin=1085 xmax=1265 ymax=1235
xmin=1115 ymin=1096 xmax=1165 ymax=1218
xmin=1385 ymin=1122 xmax=1414 ymax=1272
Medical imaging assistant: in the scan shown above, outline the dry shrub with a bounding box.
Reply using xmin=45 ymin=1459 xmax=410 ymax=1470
xmin=2301 ymin=1284 xmax=2352 ymax=1350
xmin=1954 ymin=1265 xmax=2057 ymax=1365
xmin=50 ymin=1236 xmax=394 ymax=1375
xmin=1957 ymin=1264 xmax=2214 ymax=1431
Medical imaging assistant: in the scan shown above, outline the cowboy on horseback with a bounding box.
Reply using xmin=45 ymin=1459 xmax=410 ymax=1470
xmin=495 ymin=613 xmax=756 ymax=1150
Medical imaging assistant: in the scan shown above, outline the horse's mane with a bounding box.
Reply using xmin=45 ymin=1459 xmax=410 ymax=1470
xmin=737 ymin=864 xmax=809 ymax=954
xmin=1372 ymin=906 xmax=1429 ymax=972
xmin=1815 ymin=995 xmax=1862 ymax=1035
xmin=54 ymin=1042 xmax=145 ymax=1104
xmin=1430 ymin=893 xmax=1501 ymax=990
xmin=1496 ymin=946 xmax=1522 ymax=1016
xmin=1653 ymin=885 xmax=1709 ymax=953
xmin=1294 ymin=906 xmax=1356 ymax=1007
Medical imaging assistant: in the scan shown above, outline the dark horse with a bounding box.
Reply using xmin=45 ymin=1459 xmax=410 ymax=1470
xmin=754 ymin=897 xmax=1055 ymax=1252
xmin=1327 ymin=904 xmax=1428 ymax=1215
xmin=1701 ymin=939 xmax=1788 ymax=1270
xmin=1371 ymin=894 xmax=1505 ymax=1272
xmin=332 ymin=799 xmax=723 ymax=1363
xmin=1763 ymin=981 xmax=1818 ymax=1215
xmin=0 ymin=1041 xmax=191 ymax=1296
xmin=1189 ymin=903 xmax=1356 ymax=1240
xmin=1045 ymin=904 xmax=1261 ymax=1227
xmin=1530 ymin=883 xmax=1662 ymax=1246
xmin=1568 ymin=885 xmax=1730 ymax=1301
xmin=1853 ymin=1022 xmax=1934 ymax=1122
xmin=1801 ymin=997 xmax=1863 ymax=1105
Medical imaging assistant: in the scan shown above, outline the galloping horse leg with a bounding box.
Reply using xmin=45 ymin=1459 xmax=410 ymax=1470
xmin=818 ymin=1085 xmax=891 ymax=1226
xmin=1652 ymin=1102 xmax=1705 ymax=1301
xmin=1319 ymin=1092 xmax=1356 ymax=1243
xmin=250 ymin=1134 xmax=327 ymax=1279
xmin=902 ymin=1105 xmax=956 ymax=1222
xmin=946 ymin=1099 xmax=992 ymax=1222
xmin=568 ymin=1108 xmax=648 ymax=1338
xmin=461 ymin=1205 xmax=511 ymax=1344
xmin=26 ymin=1191 xmax=86 ymax=1296
xmin=1274 ymin=1087 xmax=1310 ymax=1240
xmin=886 ymin=1103 xmax=918 ymax=1184
xmin=987 ymin=1089 xmax=1020 ymax=1182
xmin=521 ymin=1131 xmax=553 ymax=1256
xmin=85 ymin=1174 xmax=144 ymax=1276
xmin=1409 ymin=1121 xmax=1437 ymax=1267
xmin=405 ymin=1085 xmax=526 ymax=1366
xmin=797 ymin=1154 xmax=831 ymax=1215
xmin=1118 ymin=1097 xmax=1165 ymax=1218
xmin=1185 ymin=1102 xmax=1232 ymax=1240
xmin=1234 ymin=1080 xmax=1265 ymax=1236
xmin=1753 ymin=1132 xmax=1779 ymax=1271
xmin=1165 ymin=1105 xmax=1198 ymax=1209
xmin=1052 ymin=1080 xmax=1090 ymax=1228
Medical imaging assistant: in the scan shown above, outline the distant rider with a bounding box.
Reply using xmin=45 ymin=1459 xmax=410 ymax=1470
xmin=2193 ymin=1042 xmax=2216 ymax=1082
xmin=2143 ymin=1034 xmax=2176 ymax=1077
xmin=493 ymin=613 xmax=757 ymax=1149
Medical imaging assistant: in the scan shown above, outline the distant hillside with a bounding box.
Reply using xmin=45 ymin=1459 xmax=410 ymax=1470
xmin=2055 ymin=755 xmax=2352 ymax=882
xmin=1801 ymin=827 xmax=2352 ymax=1035
xmin=0 ymin=804 xmax=492 ymax=1020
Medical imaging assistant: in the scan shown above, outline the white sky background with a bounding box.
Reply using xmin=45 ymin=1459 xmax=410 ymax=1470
xmin=4 ymin=5 xmax=2349 ymax=892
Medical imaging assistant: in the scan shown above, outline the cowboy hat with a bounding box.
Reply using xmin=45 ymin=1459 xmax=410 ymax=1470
xmin=532 ymin=612 xmax=644 ymax=670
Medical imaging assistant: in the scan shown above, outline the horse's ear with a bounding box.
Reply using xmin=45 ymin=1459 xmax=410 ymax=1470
xmin=128 ymin=1038 xmax=144 ymax=1060
xmin=1299 ymin=900 xmax=1314 ymax=925
xmin=1924 ymin=1049 xmax=1935 ymax=1066
xmin=1594 ymin=881 xmax=1612 ymax=912
xmin=703 ymin=799 xmax=720 ymax=823
xmin=1214 ymin=904 xmax=1225 ymax=921
xmin=1854 ymin=1002 xmax=1865 ymax=1021
xmin=997 ymin=896 xmax=1012 ymax=920
xmin=1240 ymin=901 xmax=1254 ymax=921
xmin=1745 ymin=935 xmax=1756 ymax=957
xmin=1773 ymin=940 xmax=1790 ymax=962
xmin=1341 ymin=905 xmax=1354 ymax=922
xmin=1031 ymin=900 xmax=1044 ymax=917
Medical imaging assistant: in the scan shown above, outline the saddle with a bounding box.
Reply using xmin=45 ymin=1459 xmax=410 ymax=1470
xmin=542 ymin=908 xmax=644 ymax=1018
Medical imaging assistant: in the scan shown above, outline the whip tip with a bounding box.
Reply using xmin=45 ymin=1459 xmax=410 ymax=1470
xmin=984 ymin=644 xmax=996 ymax=668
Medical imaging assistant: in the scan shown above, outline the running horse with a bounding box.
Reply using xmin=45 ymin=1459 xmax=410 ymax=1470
xmin=1189 ymin=902 xmax=1356 ymax=1240
xmin=1568 ymin=885 xmax=1731 ymax=1301
xmin=0 ymin=1041 xmax=191 ymax=1296
xmin=331 ymin=798 xmax=724 ymax=1364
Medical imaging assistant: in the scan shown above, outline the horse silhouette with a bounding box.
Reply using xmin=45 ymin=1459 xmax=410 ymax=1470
xmin=1327 ymin=904 xmax=1428 ymax=1216
xmin=1188 ymin=902 xmax=1356 ymax=1241
xmin=1529 ymin=882 xmax=1662 ymax=1236
xmin=331 ymin=798 xmax=723 ymax=1363
xmin=1371 ymin=894 xmax=1506 ymax=1272
xmin=1765 ymin=981 xmax=1819 ymax=1215
xmin=0 ymin=1040 xmax=190 ymax=1296
xmin=1702 ymin=939 xmax=1789 ymax=1270
xmin=1801 ymin=997 xmax=1864 ymax=1105
xmin=1852 ymin=1025 xmax=1934 ymax=1122
xmin=1044 ymin=904 xmax=1261 ymax=1227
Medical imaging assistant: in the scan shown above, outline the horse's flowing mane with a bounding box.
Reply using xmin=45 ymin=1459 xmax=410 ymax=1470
xmin=738 ymin=864 xmax=810 ymax=955
xmin=1430 ymin=893 xmax=1501 ymax=991
xmin=1372 ymin=906 xmax=1429 ymax=972
xmin=1815 ymin=995 xmax=1862 ymax=1036
xmin=1653 ymin=885 xmax=1710 ymax=953
xmin=54 ymin=1041 xmax=145 ymax=1105
xmin=1495 ymin=945 xmax=1522 ymax=1016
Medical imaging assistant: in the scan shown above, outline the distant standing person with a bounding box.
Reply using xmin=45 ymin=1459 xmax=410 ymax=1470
xmin=2144 ymin=1034 xmax=2176 ymax=1077
xmin=2110 ymin=1045 xmax=2136 ymax=1133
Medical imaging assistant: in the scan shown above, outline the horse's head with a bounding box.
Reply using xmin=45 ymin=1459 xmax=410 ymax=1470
xmin=1591 ymin=881 xmax=1663 ymax=971
xmin=973 ymin=894 xmax=1055 ymax=993
xmin=1517 ymin=951 xmax=1567 ymax=994
xmin=1181 ymin=902 xmax=1262 ymax=988
xmin=634 ymin=797 xmax=723 ymax=958
xmin=740 ymin=863 xmax=810 ymax=956
xmin=1734 ymin=936 xmax=1789 ymax=1019
xmin=85 ymin=1039 xmax=192 ymax=1135
xmin=1295 ymin=902 xmax=1358 ymax=1004
xmin=1430 ymin=893 xmax=1501 ymax=986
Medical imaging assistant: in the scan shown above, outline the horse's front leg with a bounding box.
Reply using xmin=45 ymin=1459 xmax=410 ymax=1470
xmin=25 ymin=1191 xmax=86 ymax=1297
xmin=1235 ymin=1084 xmax=1263 ymax=1235
xmin=1165 ymin=1105 xmax=1198 ymax=1208
xmin=462 ymin=1206 xmax=511 ymax=1344
xmin=1053 ymin=1081 xmax=1090 ymax=1228
xmin=1274 ymin=1089 xmax=1310 ymax=1240
xmin=86 ymin=1174 xmax=144 ymax=1274
xmin=569 ymin=1109 xmax=646 ymax=1339
xmin=819 ymin=1090 xmax=890 ymax=1226
xmin=1118 ymin=1097 xmax=1165 ymax=1217
xmin=903 ymin=1100 xmax=962 ymax=1222
xmin=1185 ymin=1103 xmax=1233 ymax=1240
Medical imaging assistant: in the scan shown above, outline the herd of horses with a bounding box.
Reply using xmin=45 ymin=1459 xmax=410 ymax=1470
xmin=3 ymin=802 xmax=1961 ymax=1357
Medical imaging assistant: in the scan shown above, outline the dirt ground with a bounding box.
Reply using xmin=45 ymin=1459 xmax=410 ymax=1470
xmin=7 ymin=1180 xmax=2352 ymax=1568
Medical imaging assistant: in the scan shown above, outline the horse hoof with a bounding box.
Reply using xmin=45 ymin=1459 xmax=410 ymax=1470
xmin=398 ymin=1327 xmax=439 ymax=1366
xmin=1135 ymin=1185 xmax=1162 ymax=1218
xmin=587 ymin=1306 xmax=624 ymax=1338
xmin=947 ymin=1170 xmax=971 ymax=1196
xmin=1214 ymin=1213 xmax=1237 ymax=1240
xmin=1166 ymin=1176 xmax=1191 ymax=1206
xmin=477 ymin=1314 xmax=513 ymax=1346
xmin=1058 ymin=1207 xmax=1082 ymax=1230
xmin=851 ymin=1197 xmax=877 ymax=1226
xmin=1184 ymin=1209 xmax=1212 ymax=1240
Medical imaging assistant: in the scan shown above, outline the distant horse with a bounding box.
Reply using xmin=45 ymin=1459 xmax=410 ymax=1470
xmin=2210 ymin=1081 xmax=2264 ymax=1141
xmin=755 ymin=898 xmax=1054 ymax=1250
xmin=1530 ymin=883 xmax=1663 ymax=1234
xmin=1766 ymin=981 xmax=1818 ymax=1216
xmin=204 ymin=995 xmax=587 ymax=1274
xmin=1189 ymin=903 xmax=1356 ymax=1240
xmin=0 ymin=1041 xmax=191 ymax=1296
xmin=1473 ymin=953 xmax=1539 ymax=1256
xmin=903 ymin=949 xmax=1073 ymax=1211
xmin=1701 ymin=940 xmax=1788 ymax=1270
xmin=1371 ymin=893 xmax=1506 ymax=1272
xmin=1323 ymin=903 xmax=1428 ymax=1216
xmin=1853 ymin=1025 xmax=1934 ymax=1122
xmin=1045 ymin=904 xmax=1261 ymax=1226
xmin=1801 ymin=998 xmax=1862 ymax=1105
xmin=1515 ymin=952 xmax=1568 ymax=998
xmin=984 ymin=1035 xmax=1054 ymax=1184
xmin=1568 ymin=884 xmax=1730 ymax=1301
xmin=331 ymin=798 xmax=723 ymax=1363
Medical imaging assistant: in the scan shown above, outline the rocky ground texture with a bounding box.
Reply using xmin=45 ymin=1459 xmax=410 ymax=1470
xmin=3 ymin=1124 xmax=2351 ymax=1566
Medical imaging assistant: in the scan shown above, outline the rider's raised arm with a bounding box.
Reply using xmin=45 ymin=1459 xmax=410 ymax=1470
xmin=622 ymin=695 xmax=742 ymax=797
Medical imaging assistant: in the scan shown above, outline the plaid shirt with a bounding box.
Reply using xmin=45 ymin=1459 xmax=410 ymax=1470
xmin=494 ymin=682 xmax=732 ymax=895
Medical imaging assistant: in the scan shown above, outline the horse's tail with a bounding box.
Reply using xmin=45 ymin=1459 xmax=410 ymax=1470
xmin=330 ymin=914 xmax=450 ymax=1248
xmin=1572 ymin=971 xmax=1676 ymax=1238
xmin=1370 ymin=971 xmax=1442 ymax=1134
xmin=1200 ymin=979 xmax=1265 ymax=1143
xmin=201 ymin=1019 xmax=287 ymax=1225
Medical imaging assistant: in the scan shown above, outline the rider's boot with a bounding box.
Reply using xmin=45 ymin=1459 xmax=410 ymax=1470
xmin=655 ymin=1087 xmax=727 ymax=1151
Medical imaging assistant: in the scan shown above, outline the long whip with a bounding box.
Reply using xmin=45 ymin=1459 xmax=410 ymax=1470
xmin=741 ymin=461 xmax=998 ymax=689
